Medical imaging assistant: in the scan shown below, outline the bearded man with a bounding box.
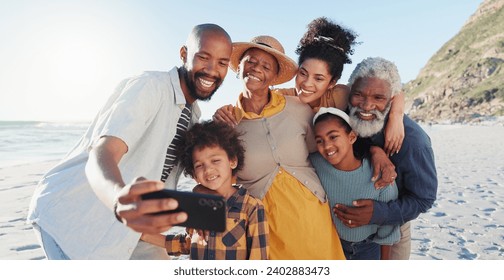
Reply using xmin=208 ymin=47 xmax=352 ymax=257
xmin=333 ymin=57 xmax=438 ymax=260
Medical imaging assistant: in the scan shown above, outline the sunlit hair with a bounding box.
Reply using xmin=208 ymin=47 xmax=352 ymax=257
xmin=178 ymin=120 xmax=245 ymax=178
xmin=296 ymin=17 xmax=358 ymax=81
xmin=347 ymin=57 xmax=402 ymax=97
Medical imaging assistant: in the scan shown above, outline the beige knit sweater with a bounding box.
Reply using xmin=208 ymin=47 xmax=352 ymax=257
xmin=235 ymin=96 xmax=327 ymax=203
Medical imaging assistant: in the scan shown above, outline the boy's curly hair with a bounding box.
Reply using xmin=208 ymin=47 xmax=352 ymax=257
xmin=178 ymin=120 xmax=245 ymax=178
xmin=296 ymin=17 xmax=358 ymax=81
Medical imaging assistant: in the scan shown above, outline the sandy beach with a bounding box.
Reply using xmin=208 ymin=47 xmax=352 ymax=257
xmin=1 ymin=124 xmax=503 ymax=260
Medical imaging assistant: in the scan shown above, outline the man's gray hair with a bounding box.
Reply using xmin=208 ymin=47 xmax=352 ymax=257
xmin=347 ymin=57 xmax=402 ymax=97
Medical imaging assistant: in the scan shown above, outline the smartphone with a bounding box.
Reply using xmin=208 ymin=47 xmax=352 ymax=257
xmin=141 ymin=189 xmax=226 ymax=232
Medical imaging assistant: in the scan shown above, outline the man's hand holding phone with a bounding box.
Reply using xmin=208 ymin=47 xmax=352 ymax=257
xmin=115 ymin=177 xmax=188 ymax=234
xmin=140 ymin=188 xmax=226 ymax=232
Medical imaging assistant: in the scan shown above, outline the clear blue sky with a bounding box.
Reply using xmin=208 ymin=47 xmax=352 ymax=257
xmin=0 ymin=0 xmax=482 ymax=121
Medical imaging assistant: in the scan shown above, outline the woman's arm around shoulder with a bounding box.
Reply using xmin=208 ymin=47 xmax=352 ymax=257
xmin=384 ymin=92 xmax=405 ymax=156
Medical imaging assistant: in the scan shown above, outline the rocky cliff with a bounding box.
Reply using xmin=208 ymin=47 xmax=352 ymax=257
xmin=404 ymin=0 xmax=504 ymax=124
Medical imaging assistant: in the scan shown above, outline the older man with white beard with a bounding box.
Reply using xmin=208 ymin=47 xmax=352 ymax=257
xmin=332 ymin=57 xmax=438 ymax=260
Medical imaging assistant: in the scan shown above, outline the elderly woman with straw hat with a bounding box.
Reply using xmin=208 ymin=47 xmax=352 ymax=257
xmin=221 ymin=35 xmax=345 ymax=259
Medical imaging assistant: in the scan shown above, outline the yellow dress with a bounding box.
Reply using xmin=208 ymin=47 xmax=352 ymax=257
xmin=264 ymin=170 xmax=345 ymax=259
xmin=235 ymin=92 xmax=345 ymax=260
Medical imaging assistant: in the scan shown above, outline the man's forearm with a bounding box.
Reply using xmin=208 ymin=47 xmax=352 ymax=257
xmin=85 ymin=136 xmax=128 ymax=209
xmin=371 ymin=194 xmax=435 ymax=225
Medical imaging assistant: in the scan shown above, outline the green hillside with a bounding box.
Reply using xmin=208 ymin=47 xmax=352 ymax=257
xmin=405 ymin=0 xmax=504 ymax=123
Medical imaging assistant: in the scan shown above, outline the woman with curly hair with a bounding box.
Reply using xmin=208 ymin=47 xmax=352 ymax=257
xmin=284 ymin=17 xmax=405 ymax=156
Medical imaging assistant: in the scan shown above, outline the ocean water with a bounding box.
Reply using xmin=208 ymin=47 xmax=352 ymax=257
xmin=0 ymin=121 xmax=89 ymax=168
xmin=0 ymin=120 xmax=196 ymax=189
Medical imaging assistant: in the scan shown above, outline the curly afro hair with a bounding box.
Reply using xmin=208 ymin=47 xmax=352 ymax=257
xmin=296 ymin=17 xmax=358 ymax=81
xmin=178 ymin=120 xmax=246 ymax=178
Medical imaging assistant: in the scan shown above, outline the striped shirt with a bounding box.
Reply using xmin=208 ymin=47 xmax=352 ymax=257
xmin=165 ymin=186 xmax=269 ymax=260
xmin=160 ymin=103 xmax=191 ymax=182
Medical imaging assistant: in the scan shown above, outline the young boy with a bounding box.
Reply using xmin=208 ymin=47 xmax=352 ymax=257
xmin=310 ymin=107 xmax=400 ymax=260
xmin=142 ymin=121 xmax=269 ymax=260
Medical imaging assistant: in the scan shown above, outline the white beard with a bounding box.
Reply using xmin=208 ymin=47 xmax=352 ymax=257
xmin=349 ymin=103 xmax=391 ymax=138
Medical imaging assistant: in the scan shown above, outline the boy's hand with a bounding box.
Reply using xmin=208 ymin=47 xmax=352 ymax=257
xmin=196 ymin=229 xmax=210 ymax=242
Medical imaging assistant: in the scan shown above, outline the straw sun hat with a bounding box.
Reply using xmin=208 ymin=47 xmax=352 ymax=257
xmin=229 ymin=35 xmax=298 ymax=85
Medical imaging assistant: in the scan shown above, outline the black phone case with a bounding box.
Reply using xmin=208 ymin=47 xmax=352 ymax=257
xmin=141 ymin=189 xmax=226 ymax=232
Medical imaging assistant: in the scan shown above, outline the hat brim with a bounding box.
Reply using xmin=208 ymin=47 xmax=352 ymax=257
xmin=229 ymin=42 xmax=298 ymax=85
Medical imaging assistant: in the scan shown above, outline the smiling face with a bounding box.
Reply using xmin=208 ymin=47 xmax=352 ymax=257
xmin=180 ymin=30 xmax=232 ymax=103
xmin=348 ymin=77 xmax=392 ymax=137
xmin=295 ymin=58 xmax=335 ymax=105
xmin=314 ymin=116 xmax=358 ymax=171
xmin=239 ymin=48 xmax=279 ymax=93
xmin=192 ymin=145 xmax=237 ymax=198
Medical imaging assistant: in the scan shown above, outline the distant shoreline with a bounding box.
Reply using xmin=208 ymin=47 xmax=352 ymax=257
xmin=415 ymin=115 xmax=504 ymax=126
